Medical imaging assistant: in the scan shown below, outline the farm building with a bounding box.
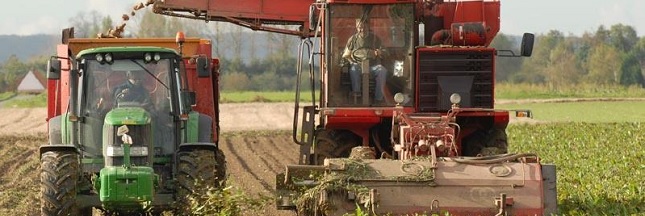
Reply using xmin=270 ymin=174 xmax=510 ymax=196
xmin=16 ymin=70 xmax=47 ymax=94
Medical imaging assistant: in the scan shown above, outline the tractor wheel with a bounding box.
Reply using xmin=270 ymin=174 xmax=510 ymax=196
xmin=214 ymin=148 xmax=227 ymax=183
xmin=463 ymin=128 xmax=508 ymax=156
xmin=175 ymin=149 xmax=225 ymax=214
xmin=313 ymin=130 xmax=360 ymax=165
xmin=40 ymin=151 xmax=79 ymax=216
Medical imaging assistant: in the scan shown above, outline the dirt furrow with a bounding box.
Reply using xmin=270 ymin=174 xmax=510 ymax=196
xmin=221 ymin=136 xmax=272 ymax=192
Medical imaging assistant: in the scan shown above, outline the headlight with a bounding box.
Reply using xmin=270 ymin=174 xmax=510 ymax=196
xmin=153 ymin=53 xmax=161 ymax=62
xmin=104 ymin=53 xmax=113 ymax=63
xmin=450 ymin=93 xmax=461 ymax=104
xmin=394 ymin=93 xmax=405 ymax=104
xmin=144 ymin=53 xmax=153 ymax=62
xmin=95 ymin=54 xmax=104 ymax=63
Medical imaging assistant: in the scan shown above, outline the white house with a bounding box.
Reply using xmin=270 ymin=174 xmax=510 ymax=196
xmin=17 ymin=70 xmax=46 ymax=93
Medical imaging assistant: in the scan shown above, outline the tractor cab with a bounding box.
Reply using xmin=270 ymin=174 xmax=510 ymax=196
xmin=76 ymin=48 xmax=183 ymax=163
xmin=325 ymin=3 xmax=416 ymax=108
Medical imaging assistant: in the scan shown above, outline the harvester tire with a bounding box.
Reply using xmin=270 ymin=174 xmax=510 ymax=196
xmin=313 ymin=130 xmax=360 ymax=165
xmin=175 ymin=149 xmax=225 ymax=214
xmin=40 ymin=151 xmax=79 ymax=216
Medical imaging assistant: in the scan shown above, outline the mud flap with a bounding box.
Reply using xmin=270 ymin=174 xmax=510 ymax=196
xmin=542 ymin=164 xmax=558 ymax=215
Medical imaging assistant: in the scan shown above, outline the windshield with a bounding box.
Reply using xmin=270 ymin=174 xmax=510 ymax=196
xmin=81 ymin=59 xmax=174 ymax=157
xmin=84 ymin=59 xmax=171 ymax=113
xmin=326 ymin=4 xmax=415 ymax=107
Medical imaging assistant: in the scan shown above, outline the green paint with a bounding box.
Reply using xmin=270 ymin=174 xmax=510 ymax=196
xmin=186 ymin=111 xmax=200 ymax=143
xmin=99 ymin=166 xmax=156 ymax=210
xmin=104 ymin=107 xmax=151 ymax=126
xmin=61 ymin=113 xmax=71 ymax=144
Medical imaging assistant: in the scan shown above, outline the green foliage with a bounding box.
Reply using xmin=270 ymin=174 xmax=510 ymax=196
xmin=495 ymin=83 xmax=645 ymax=99
xmin=498 ymin=101 xmax=645 ymax=122
xmin=220 ymin=91 xmax=314 ymax=103
xmin=619 ymin=53 xmax=644 ymax=86
xmin=186 ymin=182 xmax=271 ymax=216
xmin=0 ymin=92 xmax=15 ymax=101
xmin=3 ymin=93 xmax=47 ymax=108
xmin=507 ymin=123 xmax=645 ymax=215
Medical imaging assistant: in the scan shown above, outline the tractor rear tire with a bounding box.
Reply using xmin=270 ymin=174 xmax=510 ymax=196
xmin=40 ymin=151 xmax=79 ymax=216
xmin=175 ymin=149 xmax=225 ymax=214
xmin=313 ymin=130 xmax=360 ymax=165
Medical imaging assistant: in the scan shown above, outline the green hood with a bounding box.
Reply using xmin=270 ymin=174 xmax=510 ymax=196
xmin=104 ymin=107 xmax=151 ymax=126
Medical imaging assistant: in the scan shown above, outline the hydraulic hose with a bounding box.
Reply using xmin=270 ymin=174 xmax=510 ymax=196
xmin=450 ymin=153 xmax=538 ymax=164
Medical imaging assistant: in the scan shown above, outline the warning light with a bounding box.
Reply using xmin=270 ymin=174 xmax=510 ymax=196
xmin=515 ymin=110 xmax=533 ymax=118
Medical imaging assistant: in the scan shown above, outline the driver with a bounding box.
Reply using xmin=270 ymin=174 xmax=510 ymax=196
xmin=342 ymin=18 xmax=388 ymax=104
xmin=113 ymin=70 xmax=153 ymax=109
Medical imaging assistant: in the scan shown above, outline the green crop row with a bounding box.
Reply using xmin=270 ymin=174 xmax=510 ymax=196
xmin=498 ymin=101 xmax=645 ymax=123
xmin=507 ymin=122 xmax=645 ymax=215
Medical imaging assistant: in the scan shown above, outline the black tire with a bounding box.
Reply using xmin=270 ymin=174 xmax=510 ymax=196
xmin=214 ymin=148 xmax=227 ymax=183
xmin=40 ymin=151 xmax=79 ymax=216
xmin=313 ymin=130 xmax=360 ymax=165
xmin=175 ymin=149 xmax=225 ymax=214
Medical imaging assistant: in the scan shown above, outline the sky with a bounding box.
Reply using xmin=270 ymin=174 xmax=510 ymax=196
xmin=1 ymin=0 xmax=645 ymax=36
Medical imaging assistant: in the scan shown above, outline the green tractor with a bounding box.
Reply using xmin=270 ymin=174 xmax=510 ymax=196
xmin=40 ymin=31 xmax=225 ymax=215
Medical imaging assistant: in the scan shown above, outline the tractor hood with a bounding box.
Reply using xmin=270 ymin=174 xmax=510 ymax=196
xmin=104 ymin=107 xmax=151 ymax=126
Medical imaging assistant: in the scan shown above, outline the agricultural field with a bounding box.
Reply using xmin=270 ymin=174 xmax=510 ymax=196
xmin=0 ymin=97 xmax=643 ymax=215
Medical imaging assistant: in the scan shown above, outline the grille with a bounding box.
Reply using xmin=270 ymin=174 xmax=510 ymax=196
xmin=417 ymin=49 xmax=494 ymax=112
xmin=105 ymin=124 xmax=151 ymax=166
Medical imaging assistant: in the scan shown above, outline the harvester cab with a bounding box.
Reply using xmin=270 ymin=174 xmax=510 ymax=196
xmin=40 ymin=29 xmax=225 ymax=215
xmin=153 ymin=0 xmax=556 ymax=215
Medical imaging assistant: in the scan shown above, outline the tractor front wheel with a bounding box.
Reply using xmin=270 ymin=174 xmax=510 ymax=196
xmin=40 ymin=151 xmax=79 ymax=216
xmin=175 ymin=148 xmax=226 ymax=214
xmin=313 ymin=130 xmax=361 ymax=165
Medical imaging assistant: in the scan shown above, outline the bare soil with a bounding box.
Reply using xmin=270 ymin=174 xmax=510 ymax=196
xmin=0 ymin=104 xmax=299 ymax=215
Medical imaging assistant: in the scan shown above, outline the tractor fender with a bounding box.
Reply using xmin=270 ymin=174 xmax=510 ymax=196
xmin=186 ymin=112 xmax=213 ymax=143
xmin=39 ymin=145 xmax=79 ymax=159
xmin=178 ymin=142 xmax=218 ymax=152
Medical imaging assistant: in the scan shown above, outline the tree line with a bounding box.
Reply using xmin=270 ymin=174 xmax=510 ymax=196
xmin=1 ymin=9 xmax=643 ymax=93
xmin=492 ymin=24 xmax=645 ymax=88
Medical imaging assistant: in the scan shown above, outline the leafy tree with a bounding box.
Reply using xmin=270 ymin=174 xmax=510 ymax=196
xmin=250 ymin=72 xmax=281 ymax=91
xmin=137 ymin=9 xmax=168 ymax=37
xmin=220 ymin=72 xmax=250 ymax=91
xmin=1 ymin=55 xmax=28 ymax=91
xmin=608 ymin=24 xmax=638 ymax=53
xmin=585 ymin=43 xmax=621 ymax=84
xmin=544 ymin=41 xmax=582 ymax=88
xmin=619 ymin=53 xmax=644 ymax=86
xmin=490 ymin=33 xmax=523 ymax=81
xmin=513 ymin=30 xmax=565 ymax=83
xmin=68 ymin=11 xmax=106 ymax=38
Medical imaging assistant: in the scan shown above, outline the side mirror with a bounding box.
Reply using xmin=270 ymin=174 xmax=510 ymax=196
xmin=47 ymin=58 xmax=61 ymax=80
xmin=196 ymin=56 xmax=210 ymax=78
xmin=308 ymin=4 xmax=318 ymax=31
xmin=521 ymin=33 xmax=535 ymax=57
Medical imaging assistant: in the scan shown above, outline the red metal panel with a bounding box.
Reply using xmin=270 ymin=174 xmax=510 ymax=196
xmin=47 ymin=44 xmax=72 ymax=120
xmin=184 ymin=41 xmax=220 ymax=143
xmin=438 ymin=1 xmax=500 ymax=46
xmin=158 ymin=0 xmax=311 ymax=23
